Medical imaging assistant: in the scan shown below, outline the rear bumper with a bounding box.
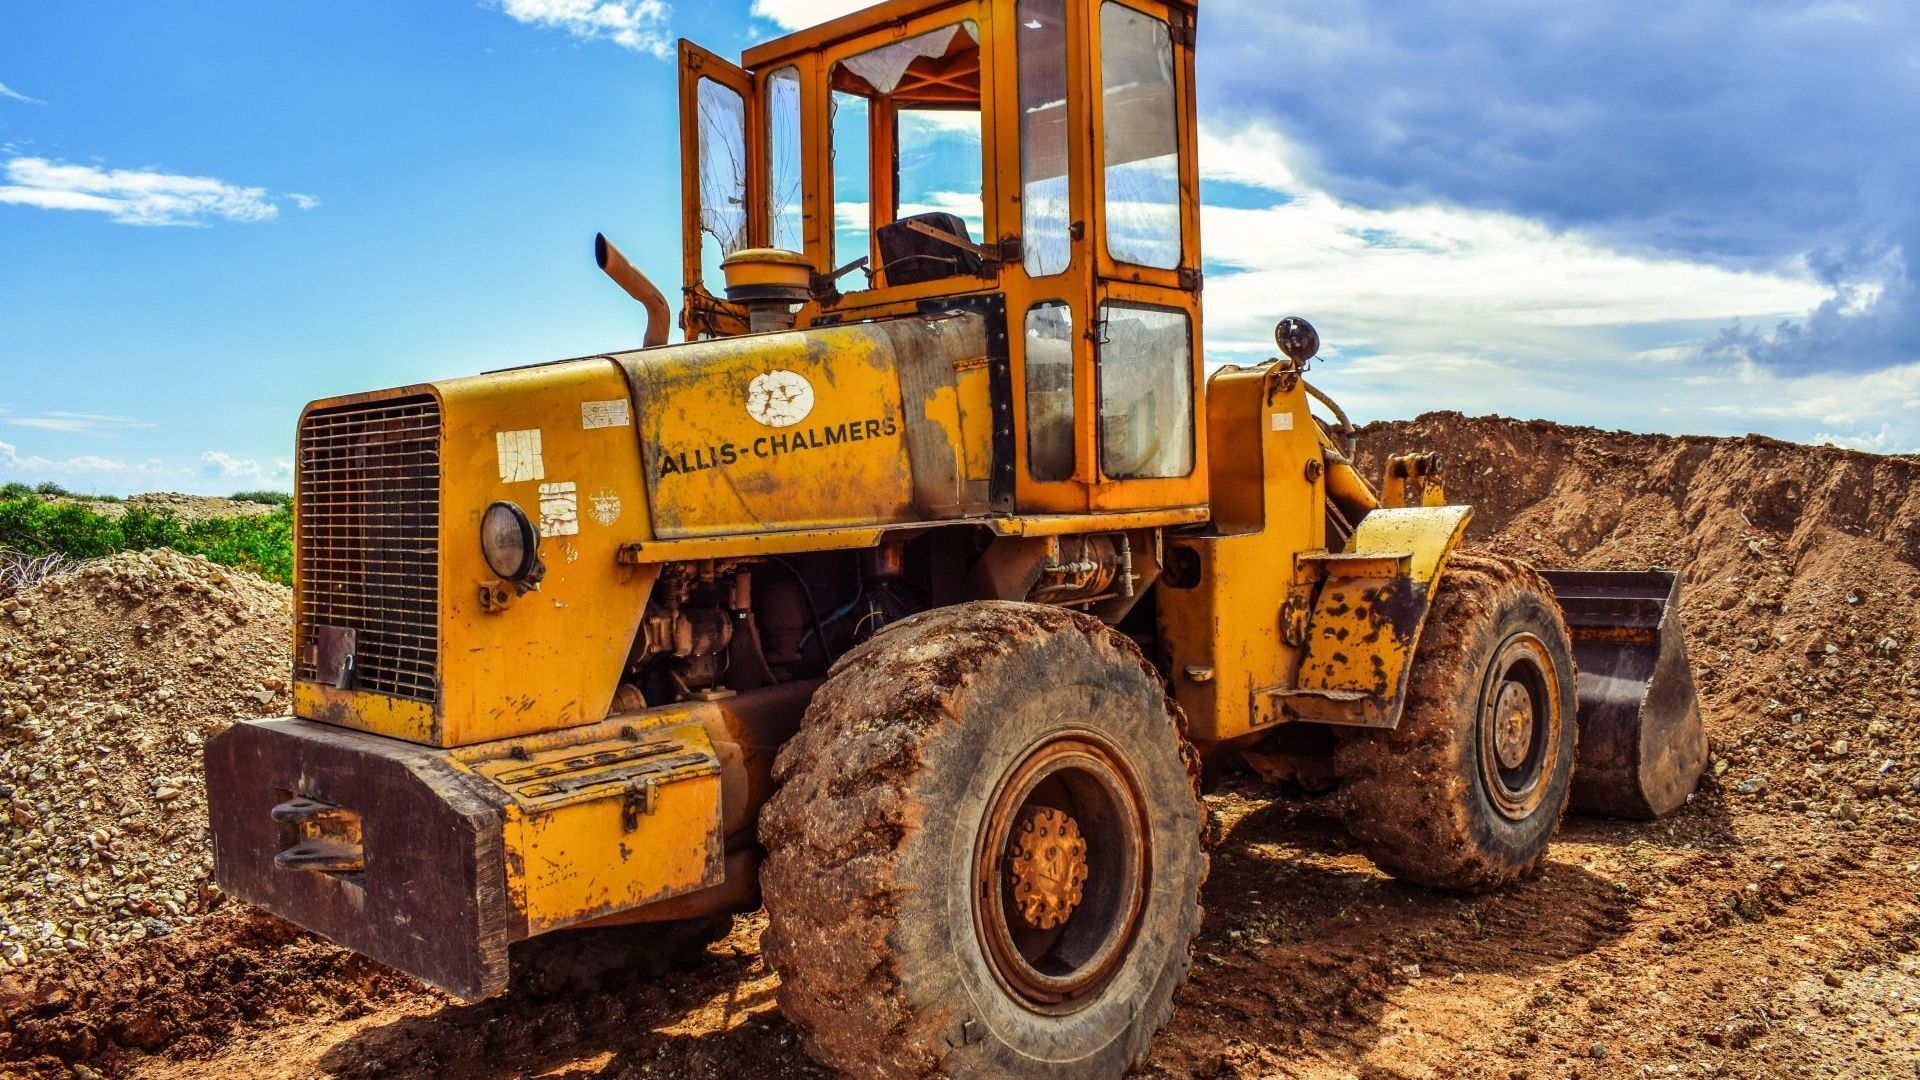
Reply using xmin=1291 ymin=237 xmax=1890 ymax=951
xmin=207 ymin=718 xmax=516 ymax=998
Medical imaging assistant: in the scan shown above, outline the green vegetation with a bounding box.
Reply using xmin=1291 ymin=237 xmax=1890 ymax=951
xmin=230 ymin=489 xmax=294 ymax=507
xmin=1 ymin=481 xmax=119 ymax=502
xmin=0 ymin=493 xmax=293 ymax=585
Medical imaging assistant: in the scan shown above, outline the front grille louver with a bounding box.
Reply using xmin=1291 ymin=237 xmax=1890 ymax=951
xmin=294 ymin=395 xmax=442 ymax=703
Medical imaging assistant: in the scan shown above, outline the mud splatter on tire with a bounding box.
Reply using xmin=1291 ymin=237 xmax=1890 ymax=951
xmin=758 ymin=601 xmax=1207 ymax=1080
xmin=1333 ymin=551 xmax=1579 ymax=891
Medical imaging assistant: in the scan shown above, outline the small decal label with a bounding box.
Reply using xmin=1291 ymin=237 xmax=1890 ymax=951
xmin=589 ymin=488 xmax=622 ymax=526
xmin=746 ymin=369 xmax=815 ymax=429
xmin=538 ymin=481 xmax=579 ymax=537
xmin=497 ymin=429 xmax=545 ymax=482
xmin=1271 ymin=412 xmax=1295 ymax=432
xmin=581 ymin=399 xmax=631 ymax=430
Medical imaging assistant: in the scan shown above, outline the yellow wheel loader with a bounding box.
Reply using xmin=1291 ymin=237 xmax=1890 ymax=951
xmin=205 ymin=1 xmax=1707 ymax=1075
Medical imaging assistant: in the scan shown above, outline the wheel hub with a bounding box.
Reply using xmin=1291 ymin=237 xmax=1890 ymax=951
xmin=1477 ymin=633 xmax=1562 ymax=821
xmin=972 ymin=732 xmax=1148 ymax=1015
xmin=1008 ymin=807 xmax=1089 ymax=930
xmin=1492 ymin=682 xmax=1535 ymax=770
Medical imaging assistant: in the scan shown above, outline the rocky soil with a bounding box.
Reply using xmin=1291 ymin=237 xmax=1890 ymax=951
xmin=0 ymin=551 xmax=292 ymax=971
xmin=1 ymin=414 xmax=1917 ymax=1079
xmin=42 ymin=495 xmax=281 ymax=525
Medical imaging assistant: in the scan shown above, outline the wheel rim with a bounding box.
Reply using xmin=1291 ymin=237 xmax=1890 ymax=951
xmin=972 ymin=731 xmax=1149 ymax=1015
xmin=1476 ymin=633 xmax=1561 ymax=820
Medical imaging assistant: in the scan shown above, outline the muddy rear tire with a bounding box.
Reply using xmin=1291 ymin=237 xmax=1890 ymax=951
xmin=758 ymin=601 xmax=1207 ymax=1080
xmin=1333 ymin=551 xmax=1577 ymax=891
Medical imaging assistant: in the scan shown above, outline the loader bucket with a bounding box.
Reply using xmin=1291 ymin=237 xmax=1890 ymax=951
xmin=1536 ymin=569 xmax=1708 ymax=819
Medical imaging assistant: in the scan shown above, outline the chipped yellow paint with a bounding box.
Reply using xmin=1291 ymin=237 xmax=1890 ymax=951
xmin=294 ymin=682 xmax=436 ymax=744
xmin=292 ymin=360 xmax=659 ymax=748
xmin=953 ymin=357 xmax=994 ymax=481
xmin=453 ymin=707 xmax=726 ymax=934
xmin=615 ymin=321 xmax=931 ymax=539
xmin=1281 ymin=505 xmax=1473 ymax=727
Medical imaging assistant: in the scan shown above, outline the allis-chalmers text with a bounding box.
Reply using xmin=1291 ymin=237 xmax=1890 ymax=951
xmin=656 ymin=416 xmax=900 ymax=476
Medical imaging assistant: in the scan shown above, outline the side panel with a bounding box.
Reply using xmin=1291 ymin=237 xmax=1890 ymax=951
xmin=1157 ymin=364 xmax=1324 ymax=742
xmin=459 ymin=715 xmax=726 ymax=934
xmin=618 ymin=313 xmax=992 ymax=537
xmin=435 ymin=360 xmax=660 ymax=746
xmin=290 ymin=363 xmax=661 ymax=748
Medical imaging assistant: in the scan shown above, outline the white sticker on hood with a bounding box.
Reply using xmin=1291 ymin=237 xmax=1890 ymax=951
xmin=497 ymin=429 xmax=545 ymax=483
xmin=582 ymin=399 xmax=631 ymax=429
xmin=589 ymin=487 xmax=622 ymax=526
xmin=747 ymin=369 xmax=815 ymax=429
xmin=538 ymin=481 xmax=579 ymax=537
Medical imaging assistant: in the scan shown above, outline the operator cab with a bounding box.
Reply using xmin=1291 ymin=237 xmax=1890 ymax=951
xmin=677 ymin=0 xmax=1204 ymax=515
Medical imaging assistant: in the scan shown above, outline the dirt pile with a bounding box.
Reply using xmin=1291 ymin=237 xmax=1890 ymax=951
xmin=1358 ymin=413 xmax=1920 ymax=827
xmin=43 ymin=494 xmax=281 ymax=525
xmin=0 ymin=549 xmax=291 ymax=971
xmin=0 ymin=906 xmax=415 ymax=1078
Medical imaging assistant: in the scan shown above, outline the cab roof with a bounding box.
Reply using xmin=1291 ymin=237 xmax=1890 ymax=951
xmin=740 ymin=0 xmax=1197 ymax=70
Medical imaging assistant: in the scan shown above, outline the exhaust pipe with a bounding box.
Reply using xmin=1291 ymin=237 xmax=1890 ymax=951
xmin=595 ymin=232 xmax=671 ymax=348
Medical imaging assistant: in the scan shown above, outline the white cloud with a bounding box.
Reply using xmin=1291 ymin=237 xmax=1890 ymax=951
xmin=0 ymin=440 xmax=179 ymax=486
xmin=3 ymin=411 xmax=156 ymax=436
xmin=1812 ymin=424 xmax=1901 ymax=452
xmin=0 ymin=81 xmax=45 ymax=105
xmin=1191 ymin=122 xmax=1920 ymax=452
xmin=200 ymin=451 xmax=270 ymax=482
xmin=287 ymin=193 xmax=320 ymax=211
xmin=0 ymin=157 xmax=280 ymax=227
xmin=498 ymin=0 xmax=674 ymax=59
xmin=1198 ymin=121 xmax=1304 ymax=191
xmin=1684 ymin=353 xmax=1920 ymax=431
xmin=1197 ymin=127 xmax=1830 ymax=354
xmin=750 ymin=0 xmax=869 ymax=30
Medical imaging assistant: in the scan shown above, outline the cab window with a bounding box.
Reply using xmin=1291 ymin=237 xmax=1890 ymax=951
xmin=695 ymin=76 xmax=749 ymax=290
xmin=829 ymin=22 xmax=985 ymax=289
xmin=766 ymin=66 xmax=804 ymax=252
xmin=1099 ymin=302 xmax=1193 ymax=478
xmin=1025 ymin=301 xmax=1076 ymax=481
xmin=1017 ymin=0 xmax=1071 ymax=278
xmin=1099 ymin=3 xmax=1180 ymax=270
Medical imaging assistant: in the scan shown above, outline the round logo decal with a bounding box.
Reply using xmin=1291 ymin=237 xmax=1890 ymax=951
xmin=746 ymin=369 xmax=815 ymax=429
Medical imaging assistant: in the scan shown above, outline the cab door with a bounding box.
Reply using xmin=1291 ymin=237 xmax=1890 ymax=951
xmin=679 ymin=41 xmax=759 ymax=335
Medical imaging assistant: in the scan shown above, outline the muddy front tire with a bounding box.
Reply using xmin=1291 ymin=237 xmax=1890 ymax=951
xmin=758 ymin=602 xmax=1207 ymax=1080
xmin=1334 ymin=551 xmax=1578 ymax=891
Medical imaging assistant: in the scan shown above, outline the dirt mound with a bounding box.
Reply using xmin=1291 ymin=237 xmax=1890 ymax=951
xmin=0 ymin=550 xmax=291 ymax=972
xmin=0 ymin=906 xmax=414 ymax=1078
xmin=43 ymin=494 xmax=282 ymax=524
xmin=1358 ymin=412 xmax=1920 ymax=826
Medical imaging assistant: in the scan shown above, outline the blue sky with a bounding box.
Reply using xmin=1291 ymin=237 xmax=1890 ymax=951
xmin=1 ymin=0 xmax=1915 ymax=495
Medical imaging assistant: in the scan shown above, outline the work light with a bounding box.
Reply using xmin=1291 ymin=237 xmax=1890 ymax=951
xmin=480 ymin=501 xmax=538 ymax=580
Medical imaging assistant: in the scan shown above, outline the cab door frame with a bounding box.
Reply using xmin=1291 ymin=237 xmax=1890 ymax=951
xmin=678 ymin=41 xmax=764 ymax=314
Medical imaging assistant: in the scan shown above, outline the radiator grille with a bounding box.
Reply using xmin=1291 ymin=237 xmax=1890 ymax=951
xmin=295 ymin=395 xmax=442 ymax=703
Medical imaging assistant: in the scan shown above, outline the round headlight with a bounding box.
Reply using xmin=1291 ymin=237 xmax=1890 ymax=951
xmin=481 ymin=501 xmax=537 ymax=580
